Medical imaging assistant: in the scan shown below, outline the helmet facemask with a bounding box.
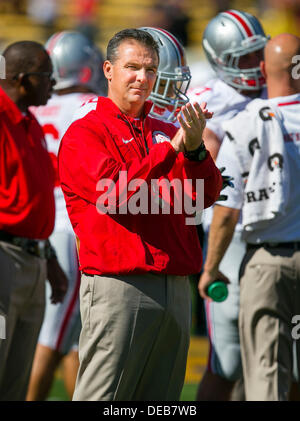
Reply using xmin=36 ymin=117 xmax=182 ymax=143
xmin=204 ymin=34 xmax=268 ymax=91
xmin=139 ymin=26 xmax=191 ymax=122
xmin=149 ymin=66 xmax=191 ymax=121
xmin=202 ymin=10 xmax=270 ymax=93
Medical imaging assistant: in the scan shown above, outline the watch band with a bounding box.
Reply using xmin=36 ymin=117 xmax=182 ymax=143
xmin=184 ymin=142 xmax=207 ymax=161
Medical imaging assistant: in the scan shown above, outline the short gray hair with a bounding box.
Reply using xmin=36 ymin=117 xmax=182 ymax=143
xmin=106 ymin=28 xmax=159 ymax=64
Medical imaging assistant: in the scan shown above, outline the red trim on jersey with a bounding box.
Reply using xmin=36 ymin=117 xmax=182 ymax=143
xmin=55 ymin=257 xmax=81 ymax=352
xmin=156 ymin=27 xmax=185 ymax=66
xmin=193 ymin=87 xmax=212 ymax=96
xmin=224 ymin=10 xmax=253 ymax=37
xmin=278 ymin=100 xmax=300 ymax=107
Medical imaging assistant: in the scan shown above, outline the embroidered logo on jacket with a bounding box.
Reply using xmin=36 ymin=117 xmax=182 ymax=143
xmin=152 ymin=131 xmax=171 ymax=144
xmin=122 ymin=137 xmax=134 ymax=144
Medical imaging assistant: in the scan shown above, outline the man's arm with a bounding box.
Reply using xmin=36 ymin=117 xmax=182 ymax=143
xmin=198 ymin=110 xmax=250 ymax=299
xmin=47 ymin=257 xmax=68 ymax=304
xmin=202 ymin=127 xmax=222 ymax=162
xmin=172 ymin=102 xmax=223 ymax=207
xmin=59 ymin=121 xmax=178 ymax=207
xmin=59 ymin=101 xmax=221 ymax=210
xmin=198 ymin=204 xmax=240 ymax=300
xmin=45 ymin=240 xmax=68 ymax=304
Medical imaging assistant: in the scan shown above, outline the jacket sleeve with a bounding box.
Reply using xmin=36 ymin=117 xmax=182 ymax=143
xmin=184 ymin=151 xmax=223 ymax=209
xmin=169 ymin=150 xmax=223 ymax=210
xmin=58 ymin=120 xmax=178 ymax=207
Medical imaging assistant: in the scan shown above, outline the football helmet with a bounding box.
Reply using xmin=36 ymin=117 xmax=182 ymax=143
xmin=45 ymin=30 xmax=105 ymax=94
xmin=202 ymin=9 xmax=269 ymax=91
xmin=139 ymin=27 xmax=191 ymax=121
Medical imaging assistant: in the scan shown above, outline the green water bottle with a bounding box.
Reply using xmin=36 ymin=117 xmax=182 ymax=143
xmin=207 ymin=280 xmax=228 ymax=302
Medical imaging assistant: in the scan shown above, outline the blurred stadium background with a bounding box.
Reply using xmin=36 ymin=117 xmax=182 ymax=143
xmin=1 ymin=0 xmax=300 ymax=86
xmin=1 ymin=0 xmax=300 ymax=401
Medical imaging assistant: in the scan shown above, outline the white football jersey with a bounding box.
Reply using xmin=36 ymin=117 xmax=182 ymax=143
xmin=218 ymin=93 xmax=300 ymax=243
xmin=71 ymin=95 xmax=99 ymax=122
xmin=188 ymin=78 xmax=265 ymax=140
xmin=188 ymin=78 xmax=266 ymax=231
xmin=188 ymin=78 xmax=253 ymax=230
xmin=188 ymin=59 xmax=215 ymax=90
xmin=31 ymin=92 xmax=97 ymax=232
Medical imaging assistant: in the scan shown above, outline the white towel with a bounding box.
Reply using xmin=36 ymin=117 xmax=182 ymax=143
xmin=222 ymin=98 xmax=290 ymax=232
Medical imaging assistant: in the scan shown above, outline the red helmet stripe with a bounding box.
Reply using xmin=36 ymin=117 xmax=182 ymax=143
xmin=155 ymin=27 xmax=185 ymax=66
xmin=46 ymin=31 xmax=66 ymax=55
xmin=224 ymin=10 xmax=254 ymax=37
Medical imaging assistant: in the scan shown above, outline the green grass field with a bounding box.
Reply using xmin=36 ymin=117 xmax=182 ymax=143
xmin=47 ymin=335 xmax=206 ymax=401
xmin=180 ymin=383 xmax=198 ymax=401
xmin=48 ymin=378 xmax=197 ymax=401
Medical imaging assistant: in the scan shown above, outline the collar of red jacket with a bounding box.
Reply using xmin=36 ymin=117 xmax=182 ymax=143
xmin=96 ymin=96 xmax=153 ymax=123
xmin=0 ymin=85 xmax=33 ymax=124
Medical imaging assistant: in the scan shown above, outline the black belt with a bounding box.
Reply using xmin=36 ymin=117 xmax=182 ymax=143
xmin=0 ymin=230 xmax=47 ymax=258
xmin=247 ymin=241 xmax=300 ymax=251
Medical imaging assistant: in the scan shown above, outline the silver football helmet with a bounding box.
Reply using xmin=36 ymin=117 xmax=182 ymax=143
xmin=45 ymin=30 xmax=105 ymax=94
xmin=202 ymin=9 xmax=269 ymax=91
xmin=139 ymin=27 xmax=191 ymax=121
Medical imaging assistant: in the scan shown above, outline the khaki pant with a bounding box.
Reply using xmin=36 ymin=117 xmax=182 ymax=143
xmin=73 ymin=273 xmax=191 ymax=401
xmin=0 ymin=241 xmax=46 ymax=401
xmin=239 ymin=245 xmax=300 ymax=401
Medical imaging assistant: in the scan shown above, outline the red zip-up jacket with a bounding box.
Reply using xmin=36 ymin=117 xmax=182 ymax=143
xmin=58 ymin=97 xmax=222 ymax=275
xmin=0 ymin=87 xmax=55 ymax=239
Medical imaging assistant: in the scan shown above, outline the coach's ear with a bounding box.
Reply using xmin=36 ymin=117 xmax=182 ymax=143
xmin=260 ymin=60 xmax=266 ymax=80
xmin=11 ymin=72 xmax=31 ymax=97
xmin=103 ymin=60 xmax=113 ymax=82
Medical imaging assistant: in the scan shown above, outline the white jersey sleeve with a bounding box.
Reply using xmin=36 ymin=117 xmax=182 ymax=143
xmin=188 ymin=78 xmax=253 ymax=140
xmin=219 ymin=94 xmax=300 ymax=243
xmin=71 ymin=96 xmax=99 ymax=122
xmin=31 ymin=92 xmax=97 ymax=156
xmin=216 ymin=134 xmax=244 ymax=210
xmin=201 ymin=133 xmax=244 ymax=233
xmin=30 ymin=92 xmax=97 ymax=233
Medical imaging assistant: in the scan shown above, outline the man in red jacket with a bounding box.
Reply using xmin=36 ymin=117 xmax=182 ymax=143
xmin=0 ymin=40 xmax=68 ymax=400
xmin=59 ymin=28 xmax=222 ymax=401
